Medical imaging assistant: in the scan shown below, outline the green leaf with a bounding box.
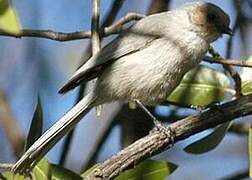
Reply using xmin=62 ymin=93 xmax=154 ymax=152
xmin=51 ymin=164 xmax=82 ymax=180
xmin=184 ymin=122 xmax=232 ymax=154
xmin=0 ymin=158 xmax=51 ymax=180
xmin=115 ymin=160 xmax=177 ymax=180
xmin=32 ymin=158 xmax=52 ymax=179
xmin=241 ymin=56 xmax=252 ymax=95
xmin=168 ymin=65 xmax=233 ymax=107
xmin=25 ymin=97 xmax=43 ymax=150
xmin=242 ymin=80 xmax=252 ymax=95
xmin=249 ymin=126 xmax=252 ymax=178
xmin=0 ymin=171 xmax=25 ymax=180
xmin=0 ymin=0 xmax=21 ymax=34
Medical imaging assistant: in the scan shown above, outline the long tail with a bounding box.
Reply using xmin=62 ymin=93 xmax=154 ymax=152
xmin=12 ymin=93 xmax=97 ymax=174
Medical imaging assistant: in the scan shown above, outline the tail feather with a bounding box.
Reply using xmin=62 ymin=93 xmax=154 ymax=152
xmin=58 ymin=75 xmax=83 ymax=94
xmin=12 ymin=93 xmax=96 ymax=174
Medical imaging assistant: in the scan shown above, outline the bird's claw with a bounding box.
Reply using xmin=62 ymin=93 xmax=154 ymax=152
xmin=152 ymin=119 xmax=175 ymax=147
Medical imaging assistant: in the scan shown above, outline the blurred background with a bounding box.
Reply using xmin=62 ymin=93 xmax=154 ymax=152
xmin=0 ymin=0 xmax=252 ymax=179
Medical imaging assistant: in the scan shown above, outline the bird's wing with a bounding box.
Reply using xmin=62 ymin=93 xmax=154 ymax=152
xmin=59 ymin=12 xmax=170 ymax=94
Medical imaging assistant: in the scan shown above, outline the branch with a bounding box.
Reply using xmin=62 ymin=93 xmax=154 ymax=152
xmin=105 ymin=13 xmax=145 ymax=36
xmin=79 ymin=0 xmax=128 ymax=66
xmin=91 ymin=0 xmax=101 ymax=54
xmin=85 ymin=94 xmax=252 ymax=179
xmin=0 ymin=163 xmax=13 ymax=170
xmin=209 ymin=1 xmax=244 ymax=98
xmin=0 ymin=13 xmax=145 ymax=42
xmin=204 ymin=56 xmax=252 ymax=68
xmin=224 ymin=3 xmax=243 ymax=98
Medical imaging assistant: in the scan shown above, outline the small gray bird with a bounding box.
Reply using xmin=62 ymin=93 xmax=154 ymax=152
xmin=12 ymin=1 xmax=232 ymax=173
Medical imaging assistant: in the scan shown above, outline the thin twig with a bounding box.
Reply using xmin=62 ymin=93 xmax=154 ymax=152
xmin=204 ymin=56 xmax=252 ymax=68
xmin=105 ymin=13 xmax=145 ymax=36
xmin=91 ymin=0 xmax=103 ymax=137
xmin=79 ymin=0 xmax=126 ymax=66
xmin=223 ymin=1 xmax=243 ymax=98
xmin=0 ymin=13 xmax=145 ymax=42
xmin=0 ymin=163 xmax=14 ymax=170
xmin=91 ymin=0 xmax=101 ymax=54
xmin=85 ymin=93 xmax=252 ymax=179
xmin=78 ymin=0 xmax=102 ymax=169
xmin=209 ymin=1 xmax=244 ymax=98
xmin=209 ymin=47 xmax=242 ymax=98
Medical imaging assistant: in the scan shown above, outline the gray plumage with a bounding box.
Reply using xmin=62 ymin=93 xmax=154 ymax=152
xmin=12 ymin=2 xmax=231 ymax=173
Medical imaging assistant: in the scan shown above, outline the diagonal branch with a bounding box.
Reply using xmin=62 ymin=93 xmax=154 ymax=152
xmin=85 ymin=93 xmax=252 ymax=179
xmin=0 ymin=13 xmax=145 ymax=42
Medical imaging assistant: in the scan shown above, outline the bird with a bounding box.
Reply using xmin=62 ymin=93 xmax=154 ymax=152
xmin=12 ymin=1 xmax=232 ymax=174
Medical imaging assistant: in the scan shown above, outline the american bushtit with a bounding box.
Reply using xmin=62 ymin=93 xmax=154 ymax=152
xmin=12 ymin=2 xmax=231 ymax=173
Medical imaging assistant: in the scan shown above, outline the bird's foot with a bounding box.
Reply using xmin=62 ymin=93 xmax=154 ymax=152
xmin=152 ymin=119 xmax=175 ymax=146
xmin=133 ymin=99 xmax=175 ymax=146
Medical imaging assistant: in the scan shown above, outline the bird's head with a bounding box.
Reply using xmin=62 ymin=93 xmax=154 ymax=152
xmin=181 ymin=2 xmax=232 ymax=43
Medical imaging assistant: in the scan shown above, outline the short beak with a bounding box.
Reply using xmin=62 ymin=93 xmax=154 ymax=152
xmin=222 ymin=26 xmax=233 ymax=35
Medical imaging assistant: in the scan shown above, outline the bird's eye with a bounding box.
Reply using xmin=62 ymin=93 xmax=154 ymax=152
xmin=208 ymin=13 xmax=217 ymax=21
